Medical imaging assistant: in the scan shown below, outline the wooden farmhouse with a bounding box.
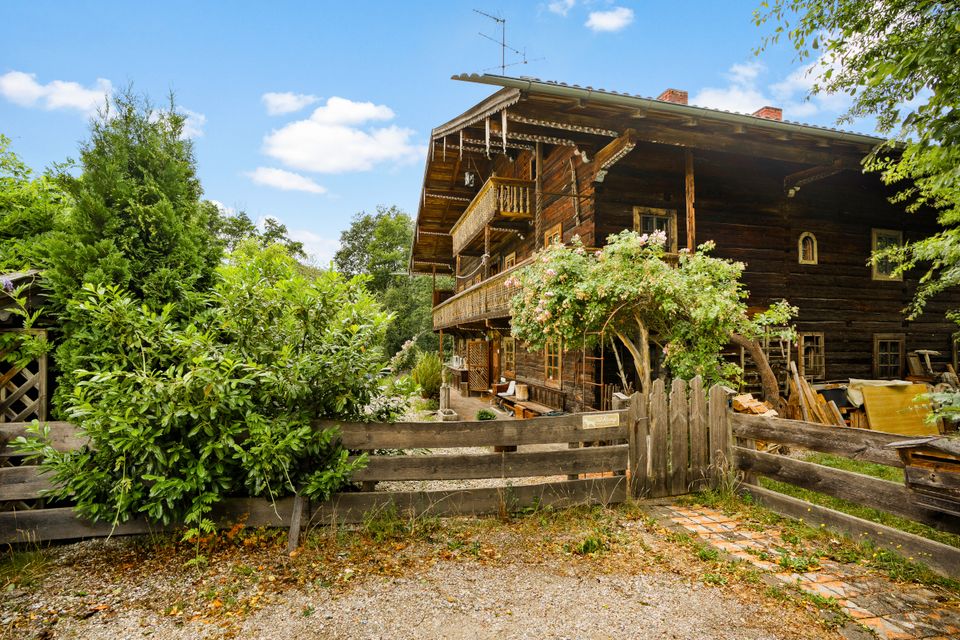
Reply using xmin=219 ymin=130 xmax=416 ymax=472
xmin=409 ymin=74 xmax=960 ymax=414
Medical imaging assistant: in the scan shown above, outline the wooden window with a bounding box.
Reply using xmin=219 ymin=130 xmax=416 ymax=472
xmin=874 ymin=333 xmax=905 ymax=379
xmin=797 ymin=332 xmax=825 ymax=381
xmin=633 ymin=206 xmax=678 ymax=252
xmin=544 ymin=339 xmax=562 ymax=388
xmin=871 ymin=228 xmax=903 ymax=281
xmin=502 ymin=336 xmax=516 ymax=377
xmin=798 ymin=232 xmax=818 ymax=265
xmin=504 ymin=252 xmax=516 ymax=269
xmin=544 ymin=222 xmax=563 ymax=247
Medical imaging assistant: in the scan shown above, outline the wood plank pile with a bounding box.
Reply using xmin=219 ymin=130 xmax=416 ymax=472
xmin=786 ymin=361 xmax=846 ymax=426
xmin=731 ymin=393 xmax=777 ymax=417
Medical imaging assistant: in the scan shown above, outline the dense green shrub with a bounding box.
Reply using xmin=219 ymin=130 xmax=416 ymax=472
xmin=411 ymin=351 xmax=442 ymax=399
xmin=18 ymin=243 xmax=397 ymax=537
xmin=476 ymin=408 xmax=496 ymax=421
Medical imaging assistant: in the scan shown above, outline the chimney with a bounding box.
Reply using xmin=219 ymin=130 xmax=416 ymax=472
xmin=657 ymin=88 xmax=688 ymax=105
xmin=752 ymin=106 xmax=783 ymax=121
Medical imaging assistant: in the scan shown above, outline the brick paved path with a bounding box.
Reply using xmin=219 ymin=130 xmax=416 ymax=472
xmin=654 ymin=504 xmax=960 ymax=640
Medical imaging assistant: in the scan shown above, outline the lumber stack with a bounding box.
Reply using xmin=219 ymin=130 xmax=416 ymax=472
xmin=732 ymin=393 xmax=777 ymax=417
xmin=786 ymin=361 xmax=845 ymax=426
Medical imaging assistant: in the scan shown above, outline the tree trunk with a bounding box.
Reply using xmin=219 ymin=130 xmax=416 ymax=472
xmin=730 ymin=332 xmax=783 ymax=412
xmin=614 ymin=318 xmax=652 ymax=395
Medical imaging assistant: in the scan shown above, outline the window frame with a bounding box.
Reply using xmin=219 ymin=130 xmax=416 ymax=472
xmin=798 ymin=232 xmax=818 ymax=265
xmin=797 ymin=332 xmax=826 ymax=381
xmin=871 ymin=228 xmax=903 ymax=281
xmin=544 ymin=223 xmax=563 ymax=247
xmin=544 ymin=338 xmax=562 ymax=388
xmin=873 ymin=333 xmax=905 ymax=379
xmin=632 ymin=206 xmax=678 ymax=253
xmin=502 ymin=336 xmax=516 ymax=378
xmin=504 ymin=251 xmax=516 ymax=270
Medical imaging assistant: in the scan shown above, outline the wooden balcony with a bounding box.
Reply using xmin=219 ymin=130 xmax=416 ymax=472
xmin=433 ymin=258 xmax=532 ymax=330
xmin=450 ymin=177 xmax=534 ymax=256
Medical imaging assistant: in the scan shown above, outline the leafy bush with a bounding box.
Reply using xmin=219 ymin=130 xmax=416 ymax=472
xmin=476 ymin=408 xmax=497 ymax=421
xmin=18 ymin=243 xmax=396 ymax=538
xmin=411 ymin=351 xmax=442 ymax=399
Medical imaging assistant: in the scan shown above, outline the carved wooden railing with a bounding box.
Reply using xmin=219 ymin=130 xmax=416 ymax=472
xmin=433 ymin=258 xmax=532 ymax=330
xmin=450 ymin=177 xmax=534 ymax=256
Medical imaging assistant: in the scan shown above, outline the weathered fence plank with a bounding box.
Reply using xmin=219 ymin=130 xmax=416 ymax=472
xmin=669 ymin=378 xmax=689 ymax=496
xmin=0 ymin=421 xmax=83 ymax=456
xmin=708 ymin=385 xmax=730 ymax=485
xmin=735 ymin=447 xmax=960 ymax=534
xmin=0 ymin=465 xmax=53 ymax=501
xmin=742 ymin=484 xmax=960 ymax=579
xmin=628 ymin=392 xmax=647 ymax=499
xmin=328 ymin=412 xmax=628 ymax=450
xmin=730 ymin=413 xmax=904 ymax=467
xmin=311 ymin=476 xmax=627 ymax=524
xmin=0 ymin=478 xmax=628 ymax=545
xmin=648 ymin=380 xmax=669 ymax=498
xmin=688 ymin=377 xmax=708 ymax=491
xmin=350 ymin=445 xmax=628 ymax=482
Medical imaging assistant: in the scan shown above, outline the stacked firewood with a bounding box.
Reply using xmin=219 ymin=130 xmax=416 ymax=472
xmin=786 ymin=361 xmax=846 ymax=426
xmin=731 ymin=393 xmax=777 ymax=417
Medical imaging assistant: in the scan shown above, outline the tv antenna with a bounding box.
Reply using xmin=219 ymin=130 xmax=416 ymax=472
xmin=474 ymin=9 xmax=543 ymax=75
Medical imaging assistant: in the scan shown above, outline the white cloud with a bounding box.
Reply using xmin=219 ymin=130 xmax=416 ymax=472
xmin=262 ymin=96 xmax=422 ymax=174
xmin=180 ymin=108 xmax=206 ymax=138
xmin=246 ymin=167 xmax=327 ymax=194
xmin=585 ymin=7 xmax=634 ymax=32
xmin=548 ymin=0 xmax=575 ymax=16
xmin=691 ymin=58 xmax=852 ymax=120
xmin=287 ymin=228 xmax=340 ymax=266
xmin=209 ymin=200 xmax=236 ymax=216
xmin=308 ymin=96 xmax=394 ymax=126
xmin=262 ymin=91 xmax=319 ymax=116
xmin=0 ymin=71 xmax=111 ymax=115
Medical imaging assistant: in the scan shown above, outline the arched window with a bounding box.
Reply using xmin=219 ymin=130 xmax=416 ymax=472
xmin=798 ymin=232 xmax=818 ymax=265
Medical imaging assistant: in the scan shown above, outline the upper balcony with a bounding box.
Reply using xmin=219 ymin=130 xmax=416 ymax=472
xmin=450 ymin=176 xmax=535 ymax=256
xmin=433 ymin=257 xmax=532 ymax=330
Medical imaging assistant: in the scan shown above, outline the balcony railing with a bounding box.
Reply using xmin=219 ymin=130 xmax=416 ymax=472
xmin=433 ymin=258 xmax=532 ymax=330
xmin=450 ymin=177 xmax=534 ymax=256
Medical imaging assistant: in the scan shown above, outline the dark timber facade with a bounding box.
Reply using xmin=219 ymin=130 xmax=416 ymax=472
xmin=410 ymin=74 xmax=960 ymax=413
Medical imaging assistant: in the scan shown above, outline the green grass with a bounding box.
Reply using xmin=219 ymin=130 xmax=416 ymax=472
xmin=758 ymin=452 xmax=960 ymax=550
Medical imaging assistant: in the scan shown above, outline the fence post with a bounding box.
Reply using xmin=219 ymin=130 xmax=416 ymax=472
xmin=688 ymin=376 xmax=708 ymax=492
xmin=708 ymin=385 xmax=732 ymax=489
xmin=649 ymin=379 xmax=669 ymax=498
xmin=624 ymin=392 xmax=643 ymax=498
xmin=669 ymin=378 xmax=689 ymax=496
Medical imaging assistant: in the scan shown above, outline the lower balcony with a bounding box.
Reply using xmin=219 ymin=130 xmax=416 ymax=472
xmin=433 ymin=258 xmax=531 ymax=330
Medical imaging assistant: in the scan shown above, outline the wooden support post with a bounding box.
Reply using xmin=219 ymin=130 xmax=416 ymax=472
xmin=439 ymin=328 xmax=443 ymax=360
xmin=684 ymin=148 xmax=696 ymax=252
xmin=708 ymin=385 xmax=732 ymax=488
xmin=286 ymin=493 xmax=306 ymax=553
xmin=626 ymin=392 xmax=646 ymax=499
xmin=483 ymin=226 xmax=491 ymax=279
xmin=535 ymin=141 xmax=543 ymax=249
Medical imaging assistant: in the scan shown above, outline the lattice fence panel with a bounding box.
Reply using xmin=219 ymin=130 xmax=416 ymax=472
xmin=467 ymin=340 xmax=489 ymax=391
xmin=0 ymin=330 xmax=48 ymax=423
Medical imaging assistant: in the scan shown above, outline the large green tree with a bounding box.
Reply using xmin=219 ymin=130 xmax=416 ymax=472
xmin=755 ymin=1 xmax=960 ymax=316
xmin=0 ymin=135 xmax=64 ymax=272
xmin=41 ymin=91 xmax=224 ymax=407
xmin=334 ymin=205 xmax=438 ymax=356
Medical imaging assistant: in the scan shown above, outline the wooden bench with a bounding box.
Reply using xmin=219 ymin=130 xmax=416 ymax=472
xmin=495 ymin=381 xmax=566 ymax=419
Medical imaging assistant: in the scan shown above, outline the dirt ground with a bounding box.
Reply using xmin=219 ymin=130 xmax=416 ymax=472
xmin=1 ymin=503 xmax=847 ymax=640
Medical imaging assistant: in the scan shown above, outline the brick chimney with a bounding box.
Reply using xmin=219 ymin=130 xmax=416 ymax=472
xmin=752 ymin=106 xmax=783 ymax=121
xmin=657 ymin=88 xmax=688 ymax=105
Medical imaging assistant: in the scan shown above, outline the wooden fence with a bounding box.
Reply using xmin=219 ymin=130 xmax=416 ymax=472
xmin=732 ymin=413 xmax=960 ymax=577
xmin=0 ymin=377 xmax=736 ymax=545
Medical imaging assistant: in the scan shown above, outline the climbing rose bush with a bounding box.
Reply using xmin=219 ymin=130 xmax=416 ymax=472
xmin=508 ymin=230 xmax=795 ymax=389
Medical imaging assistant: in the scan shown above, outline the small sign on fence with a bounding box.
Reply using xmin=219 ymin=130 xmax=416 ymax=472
xmin=582 ymin=412 xmax=621 ymax=429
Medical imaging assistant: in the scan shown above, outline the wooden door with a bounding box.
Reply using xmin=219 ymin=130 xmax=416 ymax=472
xmin=467 ymin=339 xmax=489 ymax=392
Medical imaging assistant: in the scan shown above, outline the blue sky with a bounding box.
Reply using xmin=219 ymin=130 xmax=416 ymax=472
xmin=0 ymin=1 xmax=863 ymax=264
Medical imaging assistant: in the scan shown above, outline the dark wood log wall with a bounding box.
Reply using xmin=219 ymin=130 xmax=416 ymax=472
xmin=596 ymin=144 xmax=960 ymax=381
